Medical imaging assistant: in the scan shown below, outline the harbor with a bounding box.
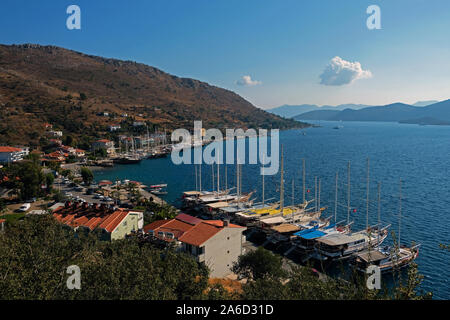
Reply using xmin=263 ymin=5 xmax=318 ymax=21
xmin=94 ymin=121 xmax=450 ymax=299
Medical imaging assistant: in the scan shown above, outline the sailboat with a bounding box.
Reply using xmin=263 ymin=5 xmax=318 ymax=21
xmin=290 ymin=171 xmax=352 ymax=254
xmin=113 ymin=136 xmax=142 ymax=164
xmin=351 ymin=179 xmax=420 ymax=273
xmin=312 ymin=159 xmax=389 ymax=261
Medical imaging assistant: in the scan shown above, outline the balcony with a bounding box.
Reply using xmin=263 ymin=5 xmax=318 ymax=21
xmin=197 ymin=253 xmax=205 ymax=262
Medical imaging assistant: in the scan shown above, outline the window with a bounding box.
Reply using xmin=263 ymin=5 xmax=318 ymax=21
xmin=166 ymin=232 xmax=174 ymax=239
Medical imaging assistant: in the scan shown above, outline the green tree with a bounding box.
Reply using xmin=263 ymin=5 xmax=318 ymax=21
xmin=45 ymin=173 xmax=55 ymax=194
xmin=241 ymin=278 xmax=289 ymax=300
xmin=93 ymin=148 xmax=107 ymax=158
xmin=52 ymin=190 xmax=66 ymax=203
xmin=80 ymin=167 xmax=94 ymax=186
xmin=0 ymin=215 xmax=210 ymax=300
xmin=7 ymin=161 xmax=44 ymax=200
xmin=232 ymin=247 xmax=287 ymax=281
xmin=64 ymin=135 xmax=74 ymax=147
xmin=144 ymin=202 xmax=178 ymax=224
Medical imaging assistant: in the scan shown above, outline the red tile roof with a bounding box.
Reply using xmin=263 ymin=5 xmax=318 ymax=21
xmin=98 ymin=180 xmax=113 ymax=186
xmin=53 ymin=202 xmax=130 ymax=233
xmin=204 ymin=220 xmax=243 ymax=228
xmin=99 ymin=210 xmax=130 ymax=233
xmin=143 ymin=219 xmax=194 ymax=240
xmin=143 ymin=216 xmax=244 ymax=246
xmin=178 ymin=222 xmax=222 ymax=247
xmin=0 ymin=146 xmax=22 ymax=153
xmin=143 ymin=219 xmax=170 ymax=233
xmin=176 ymin=213 xmax=202 ymax=225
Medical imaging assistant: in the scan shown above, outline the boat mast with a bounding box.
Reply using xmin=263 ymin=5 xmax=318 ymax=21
xmin=199 ymin=164 xmax=202 ymax=192
xmin=377 ymin=181 xmax=381 ymax=245
xmin=366 ymin=157 xmax=370 ymax=230
xmin=318 ymin=178 xmax=321 ymax=214
xmin=236 ymin=150 xmax=240 ymax=201
xmin=280 ymin=145 xmax=284 ymax=212
xmin=239 ymin=162 xmax=242 ymax=203
xmin=399 ymin=178 xmax=402 ymax=246
xmin=211 ymin=164 xmax=215 ymax=193
xmin=314 ymin=176 xmax=317 ymax=213
xmin=225 ymin=165 xmax=227 ymax=192
xmin=217 ymin=149 xmax=220 ymax=194
xmin=335 ymin=172 xmax=338 ymax=226
xmin=347 ymin=161 xmax=351 ymax=224
xmin=302 ymin=159 xmax=306 ymax=205
xmin=292 ymin=179 xmax=295 ymax=206
xmin=262 ymin=154 xmax=265 ymax=206
xmin=195 ymin=165 xmax=198 ymax=191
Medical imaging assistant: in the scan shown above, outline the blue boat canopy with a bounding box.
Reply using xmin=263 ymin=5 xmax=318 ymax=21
xmin=295 ymin=229 xmax=327 ymax=240
xmin=294 ymin=226 xmax=318 ymax=236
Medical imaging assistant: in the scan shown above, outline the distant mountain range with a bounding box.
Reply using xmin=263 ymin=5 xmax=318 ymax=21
xmin=267 ymin=104 xmax=371 ymax=118
xmin=267 ymin=100 xmax=441 ymax=119
xmin=412 ymin=100 xmax=439 ymax=107
xmin=293 ymin=100 xmax=450 ymax=125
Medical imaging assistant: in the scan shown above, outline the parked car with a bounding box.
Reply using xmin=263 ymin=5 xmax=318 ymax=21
xmin=18 ymin=203 xmax=31 ymax=212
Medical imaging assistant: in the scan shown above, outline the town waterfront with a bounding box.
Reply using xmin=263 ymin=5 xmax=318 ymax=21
xmin=95 ymin=121 xmax=450 ymax=299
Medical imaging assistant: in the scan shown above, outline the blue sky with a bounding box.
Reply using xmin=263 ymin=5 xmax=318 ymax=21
xmin=1 ymin=0 xmax=449 ymax=109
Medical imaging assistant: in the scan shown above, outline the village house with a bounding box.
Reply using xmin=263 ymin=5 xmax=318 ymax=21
xmin=143 ymin=213 xmax=246 ymax=277
xmin=109 ymin=124 xmax=121 ymax=132
xmin=43 ymin=150 xmax=68 ymax=163
xmin=59 ymin=145 xmax=86 ymax=158
xmin=48 ymin=139 xmax=62 ymax=146
xmin=92 ymin=139 xmax=116 ymax=155
xmin=53 ymin=201 xmax=144 ymax=241
xmin=0 ymin=146 xmax=28 ymax=164
xmin=74 ymin=148 xmax=86 ymax=157
xmin=49 ymin=130 xmax=63 ymax=137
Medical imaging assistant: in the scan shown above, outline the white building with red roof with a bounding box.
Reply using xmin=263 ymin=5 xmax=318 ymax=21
xmin=144 ymin=214 xmax=246 ymax=277
xmin=0 ymin=146 xmax=28 ymax=164
xmin=53 ymin=201 xmax=144 ymax=241
xmin=91 ymin=139 xmax=116 ymax=155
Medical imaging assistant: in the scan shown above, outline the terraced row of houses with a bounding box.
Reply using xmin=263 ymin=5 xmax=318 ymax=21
xmin=51 ymin=201 xmax=246 ymax=277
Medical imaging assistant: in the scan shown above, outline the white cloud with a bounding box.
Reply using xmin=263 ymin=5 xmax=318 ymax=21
xmin=236 ymin=75 xmax=262 ymax=86
xmin=319 ymin=56 xmax=372 ymax=86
